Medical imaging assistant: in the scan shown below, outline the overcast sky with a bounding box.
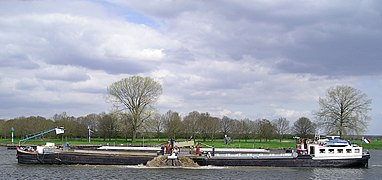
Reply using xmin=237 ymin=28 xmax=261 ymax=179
xmin=1 ymin=0 xmax=381 ymax=135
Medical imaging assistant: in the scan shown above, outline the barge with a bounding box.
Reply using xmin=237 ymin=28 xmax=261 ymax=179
xmin=16 ymin=136 xmax=370 ymax=168
xmin=17 ymin=145 xmax=157 ymax=165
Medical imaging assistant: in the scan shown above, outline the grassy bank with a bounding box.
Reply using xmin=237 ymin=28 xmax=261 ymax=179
xmin=1 ymin=138 xmax=381 ymax=150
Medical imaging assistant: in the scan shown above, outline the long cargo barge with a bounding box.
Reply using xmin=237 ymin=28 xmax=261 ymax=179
xmin=16 ymin=137 xmax=370 ymax=168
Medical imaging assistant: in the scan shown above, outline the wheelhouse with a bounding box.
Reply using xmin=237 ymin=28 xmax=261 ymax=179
xmin=305 ymin=137 xmax=363 ymax=160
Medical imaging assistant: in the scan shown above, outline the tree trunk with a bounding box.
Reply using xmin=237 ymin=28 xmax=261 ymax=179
xmin=132 ymin=129 xmax=136 ymax=142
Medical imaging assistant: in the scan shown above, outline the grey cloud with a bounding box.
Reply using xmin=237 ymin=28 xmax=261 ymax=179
xmin=163 ymin=48 xmax=195 ymax=64
xmin=87 ymin=57 xmax=154 ymax=75
xmin=0 ymin=14 xmax=161 ymax=75
xmin=42 ymin=52 xmax=153 ymax=75
xmin=35 ymin=70 xmax=90 ymax=82
xmin=74 ymin=87 xmax=106 ymax=94
xmin=127 ymin=0 xmax=382 ymax=76
xmin=281 ymin=32 xmax=382 ymax=75
xmin=0 ymin=94 xmax=99 ymax=113
xmin=0 ymin=55 xmax=39 ymax=69
xmin=15 ymin=81 xmax=39 ymax=90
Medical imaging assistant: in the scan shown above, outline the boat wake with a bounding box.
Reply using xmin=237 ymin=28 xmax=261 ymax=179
xmin=121 ymin=165 xmax=226 ymax=170
xmin=67 ymin=163 xmax=225 ymax=170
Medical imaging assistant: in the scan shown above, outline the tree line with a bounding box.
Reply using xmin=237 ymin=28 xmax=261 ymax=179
xmin=0 ymin=76 xmax=372 ymax=143
xmin=0 ymin=111 xmax=316 ymax=142
xmin=106 ymin=76 xmax=371 ymax=142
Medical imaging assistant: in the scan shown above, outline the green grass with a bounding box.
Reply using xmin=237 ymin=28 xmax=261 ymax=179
xmin=352 ymin=139 xmax=382 ymax=150
xmin=1 ymin=138 xmax=381 ymax=149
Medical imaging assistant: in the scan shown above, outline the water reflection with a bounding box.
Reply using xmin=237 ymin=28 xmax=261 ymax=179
xmin=310 ymin=168 xmax=367 ymax=180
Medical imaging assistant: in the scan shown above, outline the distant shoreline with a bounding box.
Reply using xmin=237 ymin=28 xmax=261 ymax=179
xmin=2 ymin=138 xmax=381 ymax=150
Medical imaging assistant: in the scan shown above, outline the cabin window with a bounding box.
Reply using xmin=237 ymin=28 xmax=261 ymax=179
xmin=329 ymin=149 xmax=334 ymax=153
xmin=337 ymin=149 xmax=343 ymax=153
xmin=355 ymin=149 xmax=360 ymax=153
xmin=346 ymin=149 xmax=352 ymax=153
xmin=319 ymin=149 xmax=325 ymax=153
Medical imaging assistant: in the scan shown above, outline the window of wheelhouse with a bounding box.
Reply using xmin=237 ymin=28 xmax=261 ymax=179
xmin=329 ymin=149 xmax=334 ymax=153
xmin=319 ymin=149 xmax=325 ymax=153
xmin=337 ymin=149 xmax=343 ymax=153
xmin=346 ymin=149 xmax=352 ymax=153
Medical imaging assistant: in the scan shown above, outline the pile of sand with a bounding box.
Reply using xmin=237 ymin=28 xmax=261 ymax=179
xmin=146 ymin=156 xmax=167 ymax=167
xmin=146 ymin=155 xmax=199 ymax=167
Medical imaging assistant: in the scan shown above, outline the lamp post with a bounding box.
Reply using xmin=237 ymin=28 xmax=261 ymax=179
xmin=10 ymin=127 xmax=14 ymax=144
xmin=88 ymin=125 xmax=91 ymax=144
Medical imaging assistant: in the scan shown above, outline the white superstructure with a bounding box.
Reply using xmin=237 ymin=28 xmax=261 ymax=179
xmin=303 ymin=137 xmax=364 ymax=160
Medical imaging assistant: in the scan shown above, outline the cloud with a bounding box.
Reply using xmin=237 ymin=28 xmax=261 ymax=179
xmin=0 ymin=2 xmax=181 ymax=75
xmin=1 ymin=0 xmax=381 ymax=134
xmin=123 ymin=0 xmax=382 ymax=76
xmin=35 ymin=65 xmax=90 ymax=82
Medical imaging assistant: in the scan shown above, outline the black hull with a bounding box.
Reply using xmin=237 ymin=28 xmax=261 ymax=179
xmin=192 ymin=154 xmax=370 ymax=168
xmin=17 ymin=151 xmax=155 ymax=165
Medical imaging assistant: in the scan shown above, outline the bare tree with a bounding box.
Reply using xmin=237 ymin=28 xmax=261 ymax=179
xmin=98 ymin=113 xmax=118 ymax=141
xmin=272 ymin=117 xmax=290 ymax=142
xmin=293 ymin=117 xmax=315 ymax=137
xmin=114 ymin=112 xmax=133 ymax=141
xmin=241 ymin=118 xmax=253 ymax=142
xmin=107 ymin=76 xmax=162 ymax=142
xmin=183 ymin=111 xmax=201 ymax=140
xmin=143 ymin=112 xmax=163 ymax=141
xmin=258 ymin=119 xmax=275 ymax=142
xmin=251 ymin=119 xmax=261 ymax=142
xmin=162 ymin=110 xmax=182 ymax=139
xmin=220 ymin=116 xmax=235 ymax=137
xmin=77 ymin=113 xmax=100 ymax=139
xmin=315 ymin=85 xmax=372 ymax=137
xmin=207 ymin=117 xmax=221 ymax=142
xmin=231 ymin=119 xmax=243 ymax=142
xmin=199 ymin=112 xmax=211 ymax=141
xmin=54 ymin=112 xmax=78 ymax=138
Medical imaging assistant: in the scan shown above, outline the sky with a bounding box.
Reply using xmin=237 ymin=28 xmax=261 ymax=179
xmin=0 ymin=0 xmax=381 ymax=135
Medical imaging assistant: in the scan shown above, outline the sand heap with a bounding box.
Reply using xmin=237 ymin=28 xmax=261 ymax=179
xmin=146 ymin=155 xmax=199 ymax=167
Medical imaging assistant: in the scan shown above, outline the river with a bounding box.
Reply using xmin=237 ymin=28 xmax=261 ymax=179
xmin=1 ymin=147 xmax=381 ymax=180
